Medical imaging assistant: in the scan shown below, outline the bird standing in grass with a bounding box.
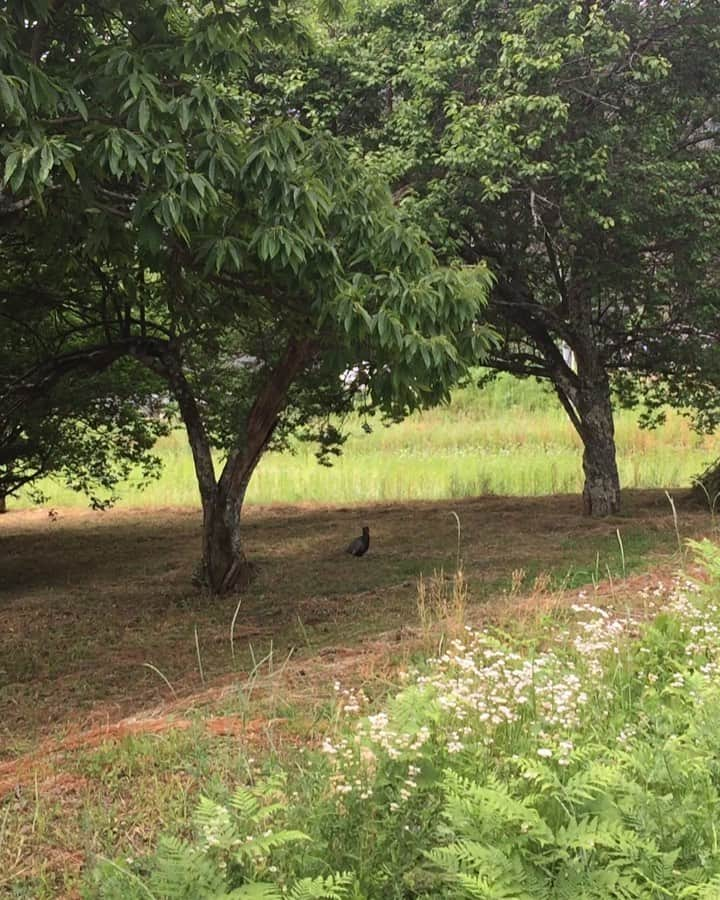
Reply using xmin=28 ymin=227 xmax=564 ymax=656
xmin=346 ymin=525 xmax=370 ymax=557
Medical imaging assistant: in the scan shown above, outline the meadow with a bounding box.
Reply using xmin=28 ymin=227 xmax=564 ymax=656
xmin=2 ymin=488 xmax=718 ymax=897
xmin=4 ymin=374 xmax=720 ymax=898
xmin=13 ymin=374 xmax=719 ymax=510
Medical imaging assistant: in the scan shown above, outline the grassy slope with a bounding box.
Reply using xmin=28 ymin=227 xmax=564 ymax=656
xmin=1 ymin=489 xmax=717 ymax=897
xmin=10 ymin=375 xmax=719 ymax=510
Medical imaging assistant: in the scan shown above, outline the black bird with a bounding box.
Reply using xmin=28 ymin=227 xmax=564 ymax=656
xmin=346 ymin=525 xmax=370 ymax=557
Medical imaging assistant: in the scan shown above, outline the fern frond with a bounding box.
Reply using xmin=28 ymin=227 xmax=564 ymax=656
xmin=148 ymin=834 xmax=227 ymax=897
xmin=193 ymin=796 xmax=241 ymax=852
xmin=441 ymin=771 xmax=553 ymax=844
xmin=225 ymin=883 xmax=283 ymax=899
xmin=288 ymin=872 xmax=355 ymax=899
xmin=455 ymin=871 xmax=535 ymax=900
xmin=428 ymin=839 xmax=547 ymax=898
xmin=228 ymin=786 xmax=262 ymax=819
xmin=235 ymin=829 xmax=311 ymax=863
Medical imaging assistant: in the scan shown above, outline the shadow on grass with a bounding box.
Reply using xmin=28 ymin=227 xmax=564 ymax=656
xmin=0 ymin=488 xmax=710 ymax=746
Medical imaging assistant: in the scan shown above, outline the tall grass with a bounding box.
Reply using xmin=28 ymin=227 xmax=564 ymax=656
xmin=16 ymin=375 xmax=719 ymax=509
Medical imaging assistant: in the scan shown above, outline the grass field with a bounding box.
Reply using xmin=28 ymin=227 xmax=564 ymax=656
xmin=86 ymin=543 xmax=720 ymax=899
xmin=3 ymin=373 xmax=720 ymax=897
xmin=11 ymin=375 xmax=719 ymax=510
xmin=1 ymin=489 xmax=717 ymax=896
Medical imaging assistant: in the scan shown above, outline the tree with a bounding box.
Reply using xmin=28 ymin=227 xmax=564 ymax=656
xmin=0 ymin=359 xmax=168 ymax=510
xmin=278 ymin=0 xmax=720 ymax=515
xmin=0 ymin=0 xmax=494 ymax=591
xmin=0 ymin=228 xmax=170 ymax=508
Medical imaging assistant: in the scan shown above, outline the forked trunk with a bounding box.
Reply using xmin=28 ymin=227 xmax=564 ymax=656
xmin=158 ymin=337 xmax=317 ymax=593
xmin=203 ymin=488 xmax=254 ymax=594
xmin=197 ymin=337 xmax=316 ymax=594
xmin=502 ymin=268 xmax=621 ymax=517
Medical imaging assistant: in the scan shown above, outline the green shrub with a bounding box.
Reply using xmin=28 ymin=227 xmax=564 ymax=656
xmin=87 ymin=776 xmax=354 ymax=899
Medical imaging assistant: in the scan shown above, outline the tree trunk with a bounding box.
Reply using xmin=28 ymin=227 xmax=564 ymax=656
xmin=556 ymin=373 xmax=621 ymax=516
xmin=495 ymin=263 xmax=621 ymax=517
xmin=578 ymin=394 xmax=621 ymax=516
xmin=135 ymin=337 xmax=318 ymax=593
xmin=203 ymin=488 xmax=254 ymax=593
xmin=691 ymin=457 xmax=720 ymax=508
xmin=201 ymin=337 xmax=317 ymax=593
xmin=0 ymin=494 xmax=6 ymax=514
xmin=152 ymin=337 xmax=316 ymax=593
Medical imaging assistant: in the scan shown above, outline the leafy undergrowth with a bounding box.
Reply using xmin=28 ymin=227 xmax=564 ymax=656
xmin=88 ymin=539 xmax=720 ymax=899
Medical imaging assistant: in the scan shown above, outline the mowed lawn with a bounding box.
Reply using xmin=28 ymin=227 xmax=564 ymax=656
xmin=0 ymin=489 xmax=712 ymax=751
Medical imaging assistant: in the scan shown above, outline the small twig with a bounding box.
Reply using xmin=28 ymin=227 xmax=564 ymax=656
xmin=664 ymin=490 xmax=683 ymax=558
xmin=530 ymin=189 xmax=541 ymax=229
xmin=296 ymin=614 xmax=312 ymax=648
xmin=275 ymin=646 xmax=295 ymax=678
xmin=605 ymin=563 xmax=615 ymax=599
xmin=568 ymin=85 xmax=621 ymax=110
xmin=229 ymin=596 xmax=243 ymax=662
xmin=194 ymin=625 xmax=205 ymax=686
xmin=141 ymin=662 xmax=177 ymax=698
xmin=31 ymin=774 xmax=39 ymax=835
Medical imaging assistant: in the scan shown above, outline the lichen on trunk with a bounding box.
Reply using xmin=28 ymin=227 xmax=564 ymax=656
xmin=581 ymin=443 xmax=621 ymax=517
xmin=576 ymin=379 xmax=621 ymax=517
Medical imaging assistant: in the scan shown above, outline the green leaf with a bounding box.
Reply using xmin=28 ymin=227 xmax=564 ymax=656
xmin=3 ymin=150 xmax=21 ymax=185
xmin=178 ymin=100 xmax=191 ymax=133
xmin=68 ymin=87 xmax=88 ymax=121
xmin=38 ymin=143 xmax=53 ymax=183
xmin=0 ymin=74 xmax=17 ymax=114
xmin=138 ymin=98 xmax=150 ymax=135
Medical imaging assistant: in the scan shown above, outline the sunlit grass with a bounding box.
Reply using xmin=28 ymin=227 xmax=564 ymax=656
xmin=15 ymin=375 xmax=719 ymax=509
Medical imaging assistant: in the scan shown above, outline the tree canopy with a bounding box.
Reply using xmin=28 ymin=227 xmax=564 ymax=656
xmin=0 ymin=0 xmax=494 ymax=590
xmin=275 ymin=0 xmax=720 ymax=514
